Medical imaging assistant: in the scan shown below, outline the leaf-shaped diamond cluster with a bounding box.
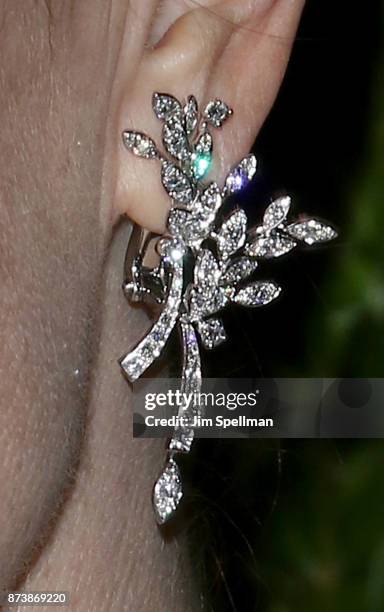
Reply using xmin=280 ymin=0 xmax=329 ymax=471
xmin=121 ymin=93 xmax=338 ymax=524
xmin=123 ymin=93 xmax=337 ymax=352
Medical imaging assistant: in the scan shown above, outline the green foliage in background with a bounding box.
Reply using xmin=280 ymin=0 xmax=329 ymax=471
xmin=260 ymin=43 xmax=384 ymax=612
xmin=258 ymin=441 xmax=384 ymax=612
xmin=307 ymin=52 xmax=384 ymax=376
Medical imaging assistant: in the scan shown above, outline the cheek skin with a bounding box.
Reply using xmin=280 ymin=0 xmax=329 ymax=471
xmin=20 ymin=222 xmax=198 ymax=612
xmin=0 ymin=0 xmax=128 ymax=589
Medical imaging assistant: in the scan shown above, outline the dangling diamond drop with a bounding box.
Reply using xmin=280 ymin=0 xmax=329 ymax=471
xmin=153 ymin=460 xmax=183 ymax=524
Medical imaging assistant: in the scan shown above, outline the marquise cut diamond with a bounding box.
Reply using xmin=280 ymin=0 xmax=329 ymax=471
xmin=153 ymin=460 xmax=183 ymax=524
xmin=122 ymin=131 xmax=158 ymax=159
xmin=225 ymin=155 xmax=257 ymax=193
xmin=246 ymin=233 xmax=297 ymax=259
xmin=287 ymin=219 xmax=337 ymax=245
xmin=220 ymin=257 xmax=258 ymax=286
xmin=153 ymin=92 xmax=182 ymax=120
xmin=184 ymin=95 xmax=198 ymax=134
xmin=263 ymin=196 xmax=291 ymax=231
xmin=217 ymin=209 xmax=247 ymax=259
xmin=234 ymin=281 xmax=281 ymax=307
xmin=198 ymin=317 xmax=227 ymax=349
xmin=163 ymin=119 xmax=191 ymax=162
xmin=161 ymin=161 xmax=194 ymax=205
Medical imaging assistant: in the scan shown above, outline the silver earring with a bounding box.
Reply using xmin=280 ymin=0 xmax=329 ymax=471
xmin=120 ymin=93 xmax=337 ymax=524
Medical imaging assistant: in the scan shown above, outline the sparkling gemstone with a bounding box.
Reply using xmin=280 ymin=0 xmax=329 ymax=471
xmin=167 ymin=208 xmax=190 ymax=237
xmin=234 ymin=281 xmax=281 ymax=307
xmin=246 ymin=233 xmax=297 ymax=258
xmin=168 ymin=205 xmax=214 ymax=244
xmin=204 ymin=99 xmax=233 ymax=127
xmin=122 ymin=131 xmax=158 ymax=159
xmin=263 ymin=196 xmax=291 ymax=231
xmin=220 ymin=257 xmax=258 ymax=286
xmin=227 ymin=173 xmax=244 ymax=191
xmin=194 ymin=249 xmax=220 ymax=291
xmin=183 ymin=209 xmax=215 ymax=243
xmin=189 ymin=284 xmax=233 ymax=320
xmin=225 ymin=155 xmax=257 ymax=193
xmin=152 ymin=92 xmax=182 ymax=120
xmin=210 ymin=286 xmax=234 ymax=313
xmin=153 ymin=460 xmax=183 ymax=524
xmin=198 ymin=317 xmax=227 ymax=349
xmin=216 ymin=209 xmax=247 ymax=259
xmin=192 ymin=153 xmax=212 ymax=179
xmin=287 ymin=219 xmax=338 ymax=245
xmin=183 ymin=95 xmax=198 ymax=134
xmin=120 ymin=262 xmax=183 ymax=381
xmin=158 ymin=237 xmax=186 ymax=261
xmin=162 ymin=119 xmax=191 ymax=162
xmin=200 ymin=182 xmax=222 ymax=212
xmin=195 ymin=132 xmax=212 ymax=155
xmin=188 ymin=288 xmax=207 ymax=320
xmin=169 ymin=429 xmax=194 ymax=452
xmin=169 ymin=320 xmax=202 ymax=453
xmin=161 ymin=161 xmax=195 ymax=205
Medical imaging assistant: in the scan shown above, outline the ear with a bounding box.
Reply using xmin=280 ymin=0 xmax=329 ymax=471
xmin=113 ymin=0 xmax=305 ymax=233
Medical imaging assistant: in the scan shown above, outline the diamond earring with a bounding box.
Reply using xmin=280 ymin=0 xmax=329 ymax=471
xmin=120 ymin=92 xmax=337 ymax=524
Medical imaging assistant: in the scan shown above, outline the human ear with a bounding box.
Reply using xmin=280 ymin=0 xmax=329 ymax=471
xmin=113 ymin=0 xmax=305 ymax=232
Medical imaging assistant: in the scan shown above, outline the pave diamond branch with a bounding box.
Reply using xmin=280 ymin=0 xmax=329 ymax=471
xmin=120 ymin=255 xmax=183 ymax=382
xmin=169 ymin=319 xmax=202 ymax=454
xmin=121 ymin=92 xmax=338 ymax=524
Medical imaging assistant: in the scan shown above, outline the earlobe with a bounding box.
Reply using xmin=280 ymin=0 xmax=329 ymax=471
xmin=113 ymin=0 xmax=304 ymax=232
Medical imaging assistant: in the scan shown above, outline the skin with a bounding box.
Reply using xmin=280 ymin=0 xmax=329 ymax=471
xmin=0 ymin=1 xmax=304 ymax=609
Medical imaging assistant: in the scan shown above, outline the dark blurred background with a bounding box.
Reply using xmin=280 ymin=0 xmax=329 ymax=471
xmin=180 ymin=2 xmax=384 ymax=610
